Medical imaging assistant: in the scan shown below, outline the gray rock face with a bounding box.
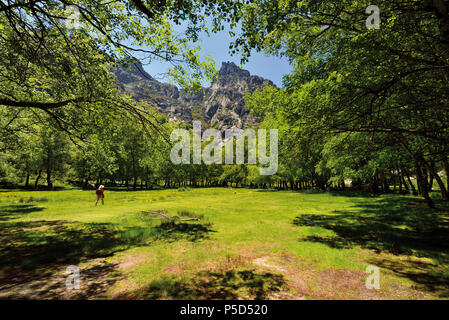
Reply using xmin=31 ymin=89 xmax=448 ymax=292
xmin=112 ymin=60 xmax=275 ymax=130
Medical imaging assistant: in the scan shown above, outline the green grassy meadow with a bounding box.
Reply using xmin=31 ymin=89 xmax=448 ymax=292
xmin=0 ymin=188 xmax=448 ymax=299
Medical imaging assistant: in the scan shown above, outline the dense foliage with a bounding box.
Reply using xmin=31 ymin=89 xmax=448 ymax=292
xmin=239 ymin=0 xmax=449 ymax=207
xmin=1 ymin=1 xmax=448 ymax=208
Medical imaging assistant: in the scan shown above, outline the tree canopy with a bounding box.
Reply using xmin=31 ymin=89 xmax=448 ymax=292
xmin=1 ymin=0 xmax=448 ymax=208
xmin=239 ymin=0 xmax=449 ymax=207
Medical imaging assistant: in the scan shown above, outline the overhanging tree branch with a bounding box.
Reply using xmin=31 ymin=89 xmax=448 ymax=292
xmin=0 ymin=97 xmax=89 ymax=109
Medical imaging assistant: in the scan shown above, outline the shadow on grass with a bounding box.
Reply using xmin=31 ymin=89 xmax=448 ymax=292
xmin=152 ymin=221 xmax=216 ymax=242
xmin=368 ymin=257 xmax=449 ymax=298
xmin=0 ymin=219 xmax=215 ymax=271
xmin=292 ymin=196 xmax=449 ymax=297
xmin=327 ymin=191 xmax=380 ymax=198
xmin=119 ymin=269 xmax=287 ymax=300
xmin=0 ymin=186 xmax=66 ymax=192
xmin=100 ymin=185 xmax=165 ymax=192
xmin=0 ymin=204 xmax=45 ymax=221
xmin=0 ymin=214 xmax=215 ymax=298
xmin=0 ymin=259 xmax=120 ymax=299
xmin=0 ymin=220 xmax=127 ymax=270
xmin=255 ymin=189 xmax=280 ymax=192
xmin=254 ymin=189 xmax=380 ymax=198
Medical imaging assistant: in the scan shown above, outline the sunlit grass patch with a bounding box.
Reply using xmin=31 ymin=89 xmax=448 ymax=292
xmin=0 ymin=188 xmax=448 ymax=299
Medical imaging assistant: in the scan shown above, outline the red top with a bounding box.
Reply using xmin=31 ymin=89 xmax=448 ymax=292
xmin=99 ymin=189 xmax=104 ymax=196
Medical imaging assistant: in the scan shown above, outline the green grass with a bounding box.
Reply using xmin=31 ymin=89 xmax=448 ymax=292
xmin=0 ymin=188 xmax=448 ymax=299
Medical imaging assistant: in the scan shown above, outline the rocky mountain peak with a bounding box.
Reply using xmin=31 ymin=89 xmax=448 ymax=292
xmin=112 ymin=60 xmax=276 ymax=132
xmin=112 ymin=59 xmax=154 ymax=84
xmin=217 ymin=61 xmax=250 ymax=78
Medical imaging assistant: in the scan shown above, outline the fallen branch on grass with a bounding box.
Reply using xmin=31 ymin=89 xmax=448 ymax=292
xmin=139 ymin=210 xmax=201 ymax=221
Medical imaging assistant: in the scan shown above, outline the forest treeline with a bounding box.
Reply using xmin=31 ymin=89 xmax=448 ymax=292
xmin=1 ymin=1 xmax=449 ymax=208
xmin=0 ymin=109 xmax=447 ymax=200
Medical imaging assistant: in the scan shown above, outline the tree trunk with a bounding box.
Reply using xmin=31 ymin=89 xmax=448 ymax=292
xmin=46 ymin=167 xmax=53 ymax=189
xmin=395 ymin=137 xmax=434 ymax=207
xmin=371 ymin=173 xmax=379 ymax=193
xmin=443 ymin=156 xmax=449 ymax=192
xmin=392 ymin=170 xmax=397 ymax=191
xmin=379 ymin=169 xmax=389 ymax=193
xmin=434 ymin=173 xmax=449 ymax=200
xmin=406 ymin=174 xmax=417 ymax=195
xmin=34 ymin=169 xmax=42 ymax=189
xmin=416 ymin=161 xmax=435 ymax=208
xmin=432 ymin=0 xmax=449 ymax=55
xmin=428 ymin=163 xmax=434 ymax=192
xmin=399 ymin=166 xmax=409 ymax=194
xmin=427 ymin=161 xmax=449 ymax=200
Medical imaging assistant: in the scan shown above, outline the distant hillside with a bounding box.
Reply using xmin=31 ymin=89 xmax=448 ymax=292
xmin=111 ymin=60 xmax=275 ymax=131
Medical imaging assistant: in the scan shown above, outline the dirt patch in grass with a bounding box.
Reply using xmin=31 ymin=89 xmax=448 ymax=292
xmin=113 ymin=245 xmax=306 ymax=300
xmin=162 ymin=248 xmax=258 ymax=277
xmin=119 ymin=247 xmax=447 ymax=300
xmin=310 ymin=268 xmax=381 ymax=300
xmin=192 ymin=245 xmax=267 ymax=274
xmin=108 ymin=246 xmax=447 ymax=300
xmin=311 ymin=266 xmax=440 ymax=300
xmin=163 ymin=261 xmax=196 ymax=276
xmin=253 ymin=256 xmax=288 ymax=274
xmin=250 ymin=253 xmax=310 ymax=299
xmin=251 ymin=256 xmax=383 ymax=300
xmin=159 ymin=247 xmax=309 ymax=300
xmin=118 ymin=253 xmax=152 ymax=271
xmin=249 ymin=251 xmax=430 ymax=300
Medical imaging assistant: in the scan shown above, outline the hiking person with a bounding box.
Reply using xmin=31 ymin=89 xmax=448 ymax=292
xmin=95 ymin=185 xmax=105 ymax=206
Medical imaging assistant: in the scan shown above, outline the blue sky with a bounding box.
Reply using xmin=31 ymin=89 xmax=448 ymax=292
xmin=136 ymin=24 xmax=292 ymax=88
